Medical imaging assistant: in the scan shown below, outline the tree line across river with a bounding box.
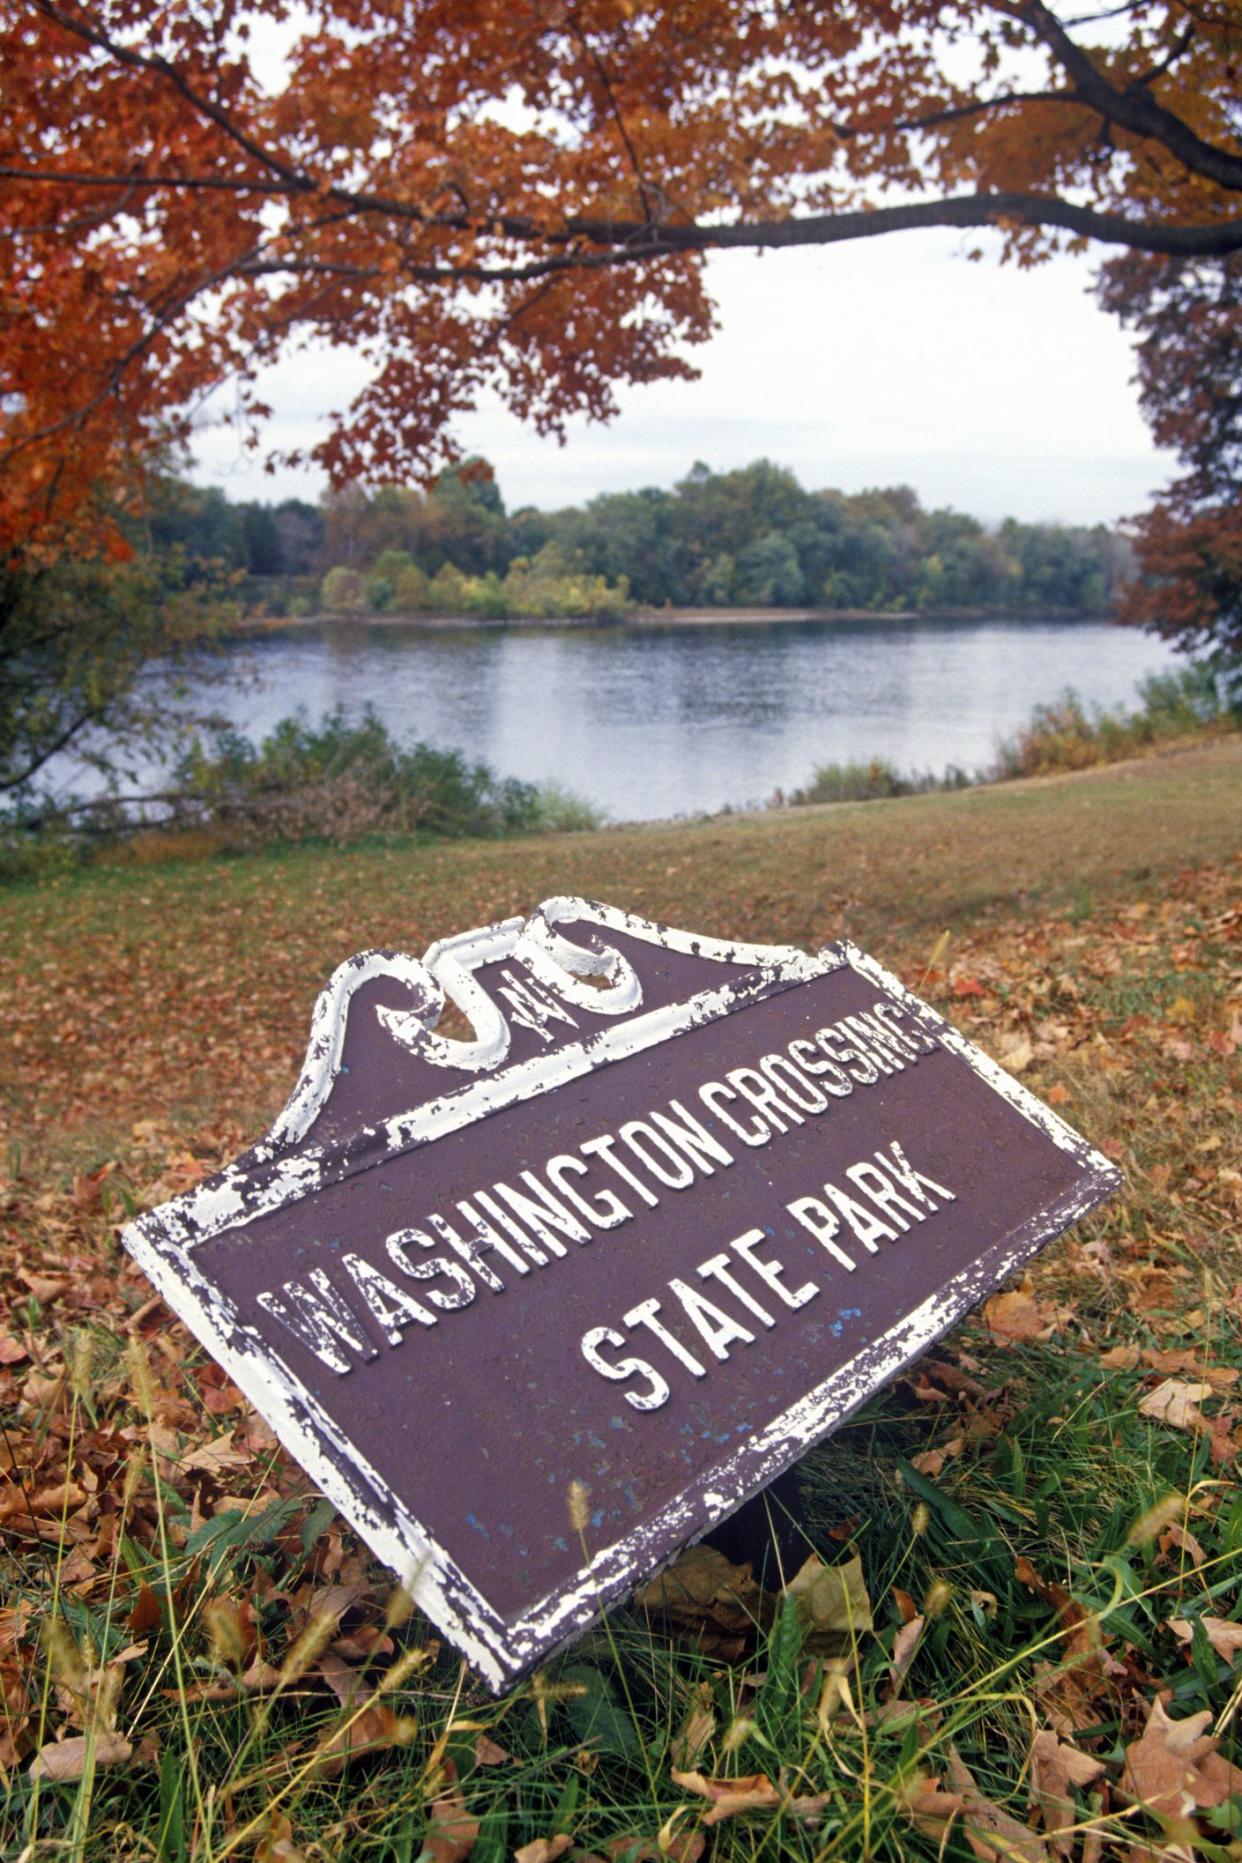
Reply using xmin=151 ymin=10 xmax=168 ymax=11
xmin=155 ymin=458 xmax=1134 ymax=622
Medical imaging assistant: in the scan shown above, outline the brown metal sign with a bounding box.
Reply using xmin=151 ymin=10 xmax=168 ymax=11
xmin=124 ymin=899 xmax=1119 ymax=1687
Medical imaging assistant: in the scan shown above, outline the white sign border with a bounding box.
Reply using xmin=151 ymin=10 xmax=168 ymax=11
xmin=122 ymin=899 xmax=1120 ymax=1689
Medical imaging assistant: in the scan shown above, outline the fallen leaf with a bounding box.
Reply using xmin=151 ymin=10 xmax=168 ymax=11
xmin=20 ymin=1271 xmax=71 ymax=1303
xmin=317 ymin=1649 xmax=371 ymax=1708
xmin=984 ymin=1288 xmax=1058 ymax=1345
xmin=999 ymin=1033 xmax=1034 ymax=1073
xmin=602 ymin=1835 xmax=705 ymax=1863
xmin=473 ymin=1732 xmax=510 ymax=1766
xmin=670 ymin=1767 xmax=826 ymax=1827
xmin=29 ymin=1731 xmax=133 ymax=1780
xmin=178 ymin=1435 xmax=252 ymax=1477
xmin=904 ymin=1746 xmax=1048 ymax=1860
xmin=424 ymin=1760 xmax=480 ymax=1863
xmin=635 ymin=1545 xmax=764 ymax=1655
xmin=1157 ymin=1523 xmax=1206 ymax=1568
xmin=514 ymin=1839 xmax=572 ymax=1863
xmin=910 ymin=1435 xmax=964 ymax=1477
xmin=1121 ymin=1696 xmax=1242 ymax=1817
xmin=783 ymin=1552 xmax=873 ymax=1651
xmin=1142 ymin=1347 xmax=1239 ymax=1388
xmin=315 ymin=1702 xmax=410 ymax=1776
xmin=1167 ymin=1616 xmax=1242 ymax=1665
xmin=1028 ymin=1729 xmax=1106 ymax=1856
xmin=671 ymin=1681 xmax=716 ymax=1768
xmin=890 ymin=1616 xmax=925 ymax=1694
xmin=1138 ymin=1379 xmax=1212 ymax=1431
xmin=255 ymin=1811 xmax=310 ymax=1863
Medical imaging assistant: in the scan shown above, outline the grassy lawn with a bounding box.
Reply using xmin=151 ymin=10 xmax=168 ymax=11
xmin=1 ymin=737 xmax=1240 ymax=1860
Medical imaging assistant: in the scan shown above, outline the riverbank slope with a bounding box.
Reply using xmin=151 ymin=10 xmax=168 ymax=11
xmin=4 ymin=734 xmax=1238 ymax=1153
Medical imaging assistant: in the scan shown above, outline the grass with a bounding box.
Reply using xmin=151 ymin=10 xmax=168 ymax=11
xmin=1 ymin=739 xmax=1240 ymax=1859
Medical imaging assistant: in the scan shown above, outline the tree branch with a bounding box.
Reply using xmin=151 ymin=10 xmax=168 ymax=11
xmin=1008 ymin=0 xmax=1242 ymax=191
xmin=31 ymin=0 xmax=310 ymax=193
xmin=539 ymin=194 xmax=1242 ymax=260
xmin=8 ymin=156 xmax=1242 ymax=262
xmin=0 ymin=165 xmax=292 ymax=194
xmin=565 ymin=9 xmax=660 ymax=228
xmin=0 ymin=707 xmax=98 ymax=791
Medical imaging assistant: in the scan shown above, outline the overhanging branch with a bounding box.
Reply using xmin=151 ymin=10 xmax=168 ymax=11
xmin=6 ymin=166 xmax=1241 ymax=260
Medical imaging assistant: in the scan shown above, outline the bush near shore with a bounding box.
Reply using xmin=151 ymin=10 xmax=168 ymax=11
xmin=0 ymin=710 xmax=606 ymax=880
xmin=784 ymin=663 xmax=1237 ymax=807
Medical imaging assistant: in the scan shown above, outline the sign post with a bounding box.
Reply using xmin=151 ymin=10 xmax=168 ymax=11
xmin=124 ymin=898 xmax=1119 ymax=1689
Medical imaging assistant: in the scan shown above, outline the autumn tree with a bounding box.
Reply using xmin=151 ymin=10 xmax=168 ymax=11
xmin=2 ymin=1 xmax=1239 ymax=650
xmin=1098 ymin=250 xmax=1241 ymax=659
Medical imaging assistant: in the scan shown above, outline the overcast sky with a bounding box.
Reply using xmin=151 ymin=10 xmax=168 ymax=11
xmin=190 ymin=226 xmax=1174 ymax=527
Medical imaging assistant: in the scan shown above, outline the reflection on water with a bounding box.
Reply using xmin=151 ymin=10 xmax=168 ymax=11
xmin=204 ymin=615 xmax=1178 ymax=821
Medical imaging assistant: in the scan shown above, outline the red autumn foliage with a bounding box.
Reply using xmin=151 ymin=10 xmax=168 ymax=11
xmin=1 ymin=1 xmax=1238 ymax=640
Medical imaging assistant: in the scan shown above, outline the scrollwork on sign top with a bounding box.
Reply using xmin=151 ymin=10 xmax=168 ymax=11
xmin=263 ymin=896 xmax=811 ymax=1153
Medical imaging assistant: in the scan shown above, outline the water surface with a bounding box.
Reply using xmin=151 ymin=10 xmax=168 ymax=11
xmin=204 ymin=615 xmax=1179 ymax=820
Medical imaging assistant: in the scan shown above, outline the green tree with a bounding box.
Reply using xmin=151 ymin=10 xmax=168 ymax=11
xmin=1 ymin=553 xmax=222 ymax=802
xmin=734 ymin=531 xmax=806 ymax=607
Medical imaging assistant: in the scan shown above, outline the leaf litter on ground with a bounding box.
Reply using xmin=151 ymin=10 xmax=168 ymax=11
xmin=0 ymin=834 xmax=1239 ymax=1858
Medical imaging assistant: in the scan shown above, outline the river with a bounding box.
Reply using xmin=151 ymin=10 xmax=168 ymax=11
xmin=184 ymin=614 xmax=1177 ymax=822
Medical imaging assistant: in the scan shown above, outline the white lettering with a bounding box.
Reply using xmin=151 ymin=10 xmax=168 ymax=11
xmin=580 ymin=1326 xmax=671 ymax=1412
xmin=257 ymin=1268 xmax=377 ymax=1375
xmin=877 ymin=1138 xmax=954 ymax=1209
xmin=620 ymin=1119 xmax=695 ymax=1190
xmin=730 ymin=1227 xmax=820 ymax=1309
xmin=581 ymin=1133 xmax=662 ymax=1208
xmin=650 ymin=1099 xmax=734 ymax=1175
xmin=698 ymin=1079 xmax=768 ymax=1147
xmin=668 ymin=1277 xmax=756 ymax=1360
xmin=786 ymin=1195 xmax=858 ymax=1272
xmin=343 ymin=1252 xmax=437 ymax=1344
xmin=385 ymin=1228 xmax=477 ymax=1310
xmin=546 ymin=1153 xmax=631 ymax=1229
xmin=623 ymin=1297 xmax=707 ymax=1378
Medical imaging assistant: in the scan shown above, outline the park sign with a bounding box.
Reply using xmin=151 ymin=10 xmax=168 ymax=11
xmin=123 ymin=898 xmax=1119 ymax=1688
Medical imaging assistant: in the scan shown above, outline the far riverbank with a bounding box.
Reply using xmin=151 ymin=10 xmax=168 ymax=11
xmin=240 ymin=603 xmax=1113 ymax=635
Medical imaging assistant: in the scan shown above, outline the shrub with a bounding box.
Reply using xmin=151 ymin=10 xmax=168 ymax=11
xmin=167 ymin=707 xmax=547 ymax=845
xmin=529 ymin=781 xmax=608 ymax=832
xmin=392 ymin=563 xmax=432 ymax=612
xmin=992 ymin=664 xmax=1231 ymax=779
xmin=320 ymin=566 xmax=366 ymax=613
xmin=502 ymin=544 xmax=632 ymax=621
xmin=788 ymin=758 xmax=914 ymax=805
xmin=428 ymin=563 xmax=470 ymax=612
xmin=466 ymin=570 xmax=511 ymax=620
